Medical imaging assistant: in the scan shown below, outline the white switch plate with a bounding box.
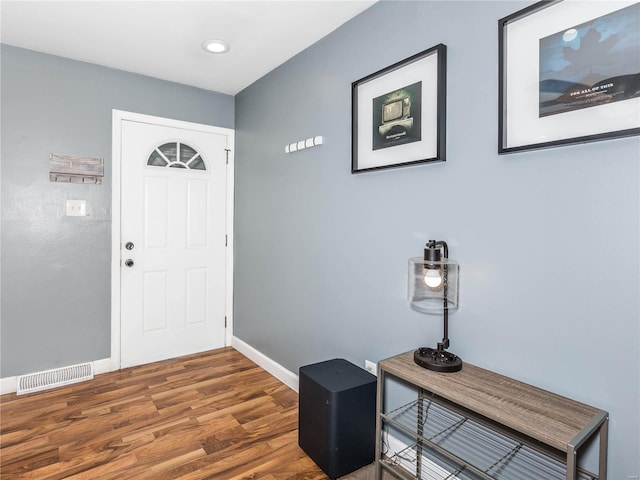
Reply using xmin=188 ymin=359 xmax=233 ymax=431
xmin=66 ymin=199 xmax=87 ymax=216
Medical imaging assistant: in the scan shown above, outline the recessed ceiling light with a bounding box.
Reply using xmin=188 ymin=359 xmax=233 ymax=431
xmin=202 ymin=39 xmax=230 ymax=54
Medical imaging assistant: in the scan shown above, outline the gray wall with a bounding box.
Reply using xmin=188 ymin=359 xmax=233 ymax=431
xmin=1 ymin=44 xmax=234 ymax=377
xmin=234 ymin=1 xmax=639 ymax=477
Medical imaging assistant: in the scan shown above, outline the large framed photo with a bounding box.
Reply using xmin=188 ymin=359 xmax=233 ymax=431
xmin=499 ymin=0 xmax=640 ymax=154
xmin=352 ymin=44 xmax=446 ymax=173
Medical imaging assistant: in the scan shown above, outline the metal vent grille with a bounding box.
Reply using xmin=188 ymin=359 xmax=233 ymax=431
xmin=17 ymin=363 xmax=94 ymax=395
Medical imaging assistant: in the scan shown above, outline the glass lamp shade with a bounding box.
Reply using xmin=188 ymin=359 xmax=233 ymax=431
xmin=408 ymin=257 xmax=459 ymax=314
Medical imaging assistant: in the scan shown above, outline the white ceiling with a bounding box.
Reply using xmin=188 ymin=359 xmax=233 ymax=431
xmin=0 ymin=1 xmax=376 ymax=95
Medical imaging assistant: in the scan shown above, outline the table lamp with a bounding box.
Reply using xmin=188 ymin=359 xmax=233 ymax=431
xmin=408 ymin=240 xmax=462 ymax=372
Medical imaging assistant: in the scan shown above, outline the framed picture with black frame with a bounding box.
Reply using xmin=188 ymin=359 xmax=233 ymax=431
xmin=352 ymin=44 xmax=447 ymax=173
xmin=498 ymin=0 xmax=640 ymax=154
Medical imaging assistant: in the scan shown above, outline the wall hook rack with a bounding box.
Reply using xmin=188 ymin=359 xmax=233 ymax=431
xmin=285 ymin=136 xmax=323 ymax=154
xmin=49 ymin=153 xmax=104 ymax=184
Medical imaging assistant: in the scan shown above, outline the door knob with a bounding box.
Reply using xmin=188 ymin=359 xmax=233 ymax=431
xmin=124 ymin=259 xmax=134 ymax=267
xmin=125 ymin=242 xmax=135 ymax=250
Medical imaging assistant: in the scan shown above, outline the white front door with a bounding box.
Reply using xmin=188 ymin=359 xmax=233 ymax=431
xmin=119 ymin=119 xmax=230 ymax=368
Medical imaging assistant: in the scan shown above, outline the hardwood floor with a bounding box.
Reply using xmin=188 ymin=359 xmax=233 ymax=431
xmin=0 ymin=347 xmax=329 ymax=480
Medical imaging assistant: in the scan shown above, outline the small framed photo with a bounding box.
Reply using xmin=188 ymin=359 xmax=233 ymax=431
xmin=499 ymin=0 xmax=640 ymax=154
xmin=352 ymin=44 xmax=447 ymax=173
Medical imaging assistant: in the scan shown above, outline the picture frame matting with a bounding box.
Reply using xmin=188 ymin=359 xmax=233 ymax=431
xmin=352 ymin=44 xmax=447 ymax=173
xmin=498 ymin=0 xmax=640 ymax=154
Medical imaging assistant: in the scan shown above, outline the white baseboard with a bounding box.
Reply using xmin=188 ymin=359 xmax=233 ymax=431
xmin=2 ymin=340 xmax=300 ymax=395
xmin=1 ymin=340 xmax=299 ymax=396
xmin=0 ymin=376 xmax=17 ymax=395
xmin=93 ymin=357 xmax=117 ymax=375
xmin=231 ymin=336 xmax=299 ymax=392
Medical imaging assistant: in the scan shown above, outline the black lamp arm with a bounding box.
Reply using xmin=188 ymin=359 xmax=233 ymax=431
xmin=425 ymin=239 xmax=451 ymax=352
xmin=437 ymin=308 xmax=450 ymax=351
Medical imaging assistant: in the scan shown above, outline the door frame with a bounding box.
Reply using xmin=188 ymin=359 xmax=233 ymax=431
xmin=110 ymin=109 xmax=234 ymax=371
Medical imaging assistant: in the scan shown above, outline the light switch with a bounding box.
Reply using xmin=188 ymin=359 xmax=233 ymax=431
xmin=66 ymin=199 xmax=87 ymax=217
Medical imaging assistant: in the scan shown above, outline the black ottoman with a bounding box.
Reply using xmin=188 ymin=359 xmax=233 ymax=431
xmin=298 ymin=358 xmax=377 ymax=479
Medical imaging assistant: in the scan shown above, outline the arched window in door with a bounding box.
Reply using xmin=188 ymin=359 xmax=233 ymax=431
xmin=147 ymin=142 xmax=206 ymax=170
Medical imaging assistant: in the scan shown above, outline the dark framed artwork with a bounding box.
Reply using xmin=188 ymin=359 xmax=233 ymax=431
xmin=498 ymin=0 xmax=640 ymax=154
xmin=352 ymin=44 xmax=447 ymax=173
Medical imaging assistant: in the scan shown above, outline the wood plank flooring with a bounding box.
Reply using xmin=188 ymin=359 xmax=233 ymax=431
xmin=0 ymin=347 xmax=329 ymax=480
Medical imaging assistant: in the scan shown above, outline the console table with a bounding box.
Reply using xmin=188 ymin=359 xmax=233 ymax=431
xmin=375 ymin=351 xmax=608 ymax=480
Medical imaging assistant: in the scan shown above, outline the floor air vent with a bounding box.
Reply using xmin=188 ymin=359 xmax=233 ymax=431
xmin=17 ymin=362 xmax=94 ymax=395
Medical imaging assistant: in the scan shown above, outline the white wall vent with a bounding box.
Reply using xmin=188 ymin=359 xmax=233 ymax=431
xmin=17 ymin=362 xmax=94 ymax=395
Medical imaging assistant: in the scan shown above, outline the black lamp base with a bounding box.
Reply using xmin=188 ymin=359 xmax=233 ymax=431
xmin=414 ymin=347 xmax=462 ymax=373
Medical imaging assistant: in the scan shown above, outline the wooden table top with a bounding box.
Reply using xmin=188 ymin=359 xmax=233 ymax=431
xmin=379 ymin=351 xmax=607 ymax=453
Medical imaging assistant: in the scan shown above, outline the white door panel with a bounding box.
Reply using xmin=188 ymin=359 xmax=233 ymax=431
xmin=120 ymin=120 xmax=228 ymax=368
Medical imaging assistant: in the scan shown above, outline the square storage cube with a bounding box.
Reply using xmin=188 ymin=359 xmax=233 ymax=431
xmin=298 ymin=358 xmax=377 ymax=479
